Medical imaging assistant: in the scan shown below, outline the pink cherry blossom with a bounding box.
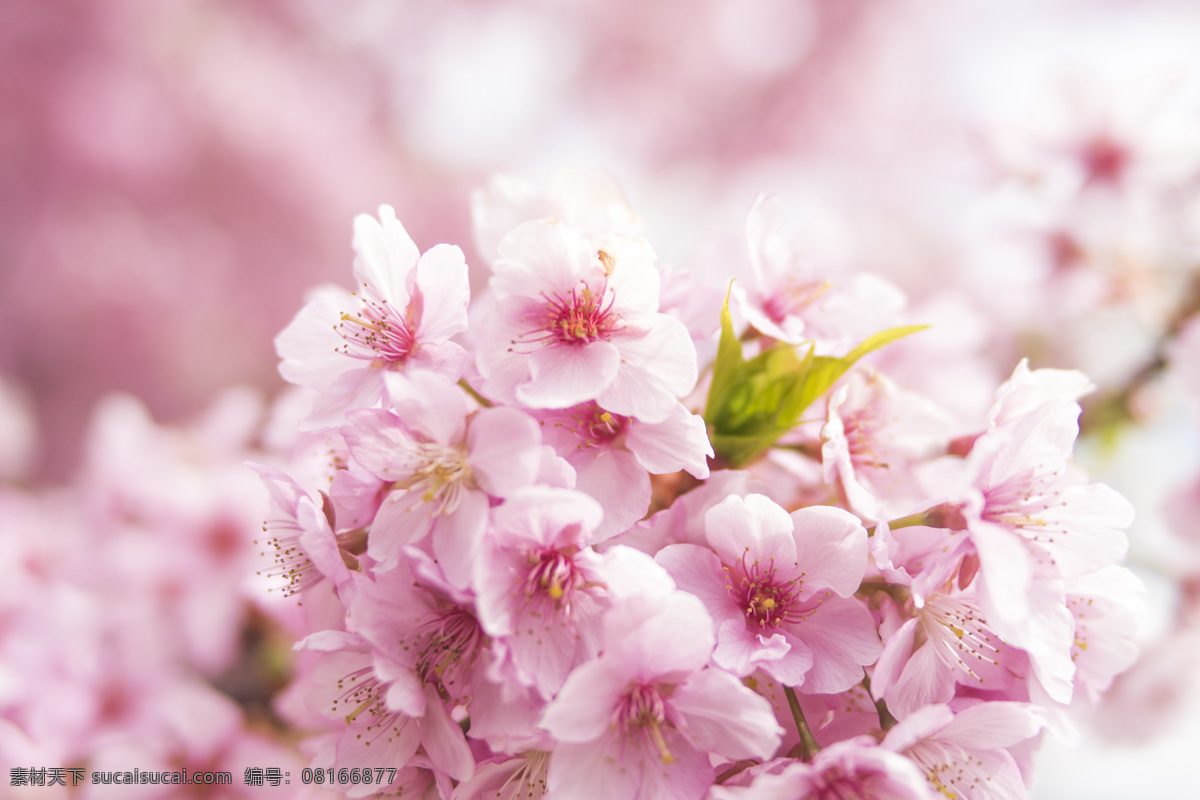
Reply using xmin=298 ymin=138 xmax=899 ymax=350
xmin=249 ymin=462 xmax=358 ymax=600
xmin=277 ymin=205 xmax=470 ymax=428
xmin=734 ymin=194 xmax=905 ymax=352
xmin=710 ymin=739 xmax=930 ymax=800
xmin=821 ymin=367 xmax=953 ymax=519
xmin=475 ymin=219 xmax=698 ymax=423
xmin=955 ymin=396 xmax=1132 ymax=702
xmin=295 ymin=633 xmax=466 ymax=789
xmin=472 ymin=486 xmax=609 ymax=697
xmin=872 ymin=577 xmax=1016 ymax=719
xmin=540 ymin=584 xmax=782 ymax=800
xmin=340 ymin=370 xmax=543 ymax=586
xmin=534 ymin=400 xmax=712 ymax=541
xmin=882 ymin=702 xmax=1043 ymax=800
xmin=656 ymin=493 xmax=880 ymax=693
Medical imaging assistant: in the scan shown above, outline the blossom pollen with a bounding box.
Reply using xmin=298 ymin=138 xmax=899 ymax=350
xmin=332 ymin=666 xmax=409 ymax=746
xmin=494 ymin=752 xmax=551 ymax=800
xmin=558 ymin=402 xmax=630 ymax=450
xmin=725 ymin=551 xmax=804 ymax=628
xmin=614 ymin=684 xmax=674 ymax=764
xmin=405 ymin=607 xmax=484 ymax=702
xmin=257 ymin=520 xmax=319 ymax=597
xmin=524 ymin=547 xmax=585 ymax=610
xmin=919 ymin=596 xmax=1003 ymax=682
xmin=335 ymin=287 xmax=418 ymax=364
xmin=391 ymin=443 xmax=472 ymax=516
xmin=511 ymin=284 xmax=620 ymax=351
xmin=761 ymin=278 xmax=831 ymax=324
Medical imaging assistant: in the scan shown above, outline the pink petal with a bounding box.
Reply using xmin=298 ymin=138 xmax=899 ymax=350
xmin=304 ymin=367 xmax=384 ymax=430
xmin=939 ymin=701 xmax=1043 ymax=750
xmin=493 ymin=219 xmax=597 ymax=300
xmin=467 ymin=407 xmax=541 ymax=497
xmin=275 ymin=287 xmax=354 ymax=388
xmin=787 ymin=596 xmax=881 ymax=694
xmin=717 ymin=619 xmax=804 ymax=682
xmin=411 ymin=243 xmax=470 ymax=343
xmin=342 ymin=408 xmax=416 ymax=480
xmin=598 ymin=316 xmax=698 ymax=422
xmin=788 ymin=506 xmax=868 ymax=598
xmin=654 ymin=543 xmax=742 ymax=622
xmin=886 ymin=635 xmax=956 ymax=718
xmin=382 ymin=370 xmax=468 ymax=445
xmin=519 ymin=340 xmax=622 ymax=409
xmin=599 ymin=233 xmax=661 ymax=316
xmin=489 ymin=485 xmax=602 ymax=550
xmin=539 ymin=658 xmax=631 ymax=743
xmin=431 ymin=490 xmax=490 ymax=588
xmin=352 ymin=205 xmax=418 ymax=302
xmin=596 ymin=544 xmax=679 ymax=601
xmin=624 ymin=403 xmax=713 ymax=478
xmin=408 ymin=340 xmax=469 ymax=381
xmin=248 ymin=461 xmax=306 ymax=514
xmin=705 ymin=494 xmax=797 ymax=566
xmin=1040 ymin=483 xmax=1132 ymax=578
xmin=603 ymin=592 xmax=715 ymax=680
xmin=419 ymin=687 xmax=475 ymax=782
xmin=367 ymin=492 xmax=436 ymax=564
xmin=573 ymin=448 xmax=651 ymax=542
xmin=671 ymin=669 xmax=785 ymax=759
xmin=871 ymin=617 xmax=918 ymax=701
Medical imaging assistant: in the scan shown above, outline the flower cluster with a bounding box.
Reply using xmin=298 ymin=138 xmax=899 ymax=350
xmin=261 ymin=168 xmax=1142 ymax=800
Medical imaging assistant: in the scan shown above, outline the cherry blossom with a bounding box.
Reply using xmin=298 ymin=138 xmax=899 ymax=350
xmin=474 ymin=219 xmax=698 ymax=423
xmin=656 ymin=493 xmax=880 ymax=693
xmin=340 ymin=369 xmax=543 ymax=585
xmin=539 ymin=584 xmax=782 ymax=800
xmin=277 ymin=205 xmax=470 ymax=428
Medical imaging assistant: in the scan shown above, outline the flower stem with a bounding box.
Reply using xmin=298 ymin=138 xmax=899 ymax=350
xmin=783 ymin=686 xmax=819 ymax=762
xmin=866 ymin=511 xmax=925 ymax=537
xmin=865 ymin=502 xmax=966 ymax=537
xmin=861 ymin=675 xmax=897 ymax=731
xmin=457 ymin=379 xmax=492 ymax=408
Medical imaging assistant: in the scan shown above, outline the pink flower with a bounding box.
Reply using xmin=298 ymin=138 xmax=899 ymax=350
xmin=882 ymin=702 xmax=1043 ymax=800
xmin=340 ymin=370 xmax=543 ymax=586
xmin=304 ymin=558 xmax=501 ymax=784
xmin=952 ymin=381 xmax=1133 ymax=701
xmin=472 ymin=486 xmax=609 ymax=697
xmin=734 ymin=195 xmax=905 ymax=351
xmin=475 ymin=219 xmax=698 ymax=423
xmin=1063 ymin=565 xmax=1144 ymax=707
xmin=539 ymin=585 xmax=782 ymax=800
xmin=249 ymin=462 xmax=358 ymax=601
xmin=276 ymin=205 xmax=470 ymax=428
xmin=450 ymin=752 xmax=551 ymax=800
xmin=821 ymin=367 xmax=953 ymax=519
xmin=657 ymin=493 xmax=880 ymax=692
xmin=710 ymin=739 xmax=930 ymax=800
xmin=535 ymin=400 xmax=712 ymax=541
xmin=872 ymin=579 xmax=1015 ymax=719
xmin=296 ymin=631 xmax=470 ymax=788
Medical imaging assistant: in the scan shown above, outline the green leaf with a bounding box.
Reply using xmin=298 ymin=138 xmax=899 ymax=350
xmin=703 ymin=287 xmax=928 ymax=468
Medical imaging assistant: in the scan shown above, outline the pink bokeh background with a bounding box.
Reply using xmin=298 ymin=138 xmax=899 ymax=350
xmin=6 ymin=1 xmax=1200 ymax=797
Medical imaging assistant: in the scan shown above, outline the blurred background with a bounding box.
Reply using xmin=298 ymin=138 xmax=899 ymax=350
xmin=4 ymin=0 xmax=1200 ymax=797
